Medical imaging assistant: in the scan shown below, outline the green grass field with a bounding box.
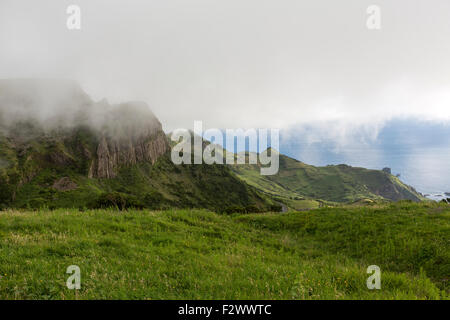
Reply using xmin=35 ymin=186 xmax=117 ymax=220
xmin=0 ymin=201 xmax=448 ymax=300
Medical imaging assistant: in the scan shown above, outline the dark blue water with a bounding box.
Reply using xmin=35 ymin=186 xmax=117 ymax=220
xmin=280 ymin=119 xmax=450 ymax=200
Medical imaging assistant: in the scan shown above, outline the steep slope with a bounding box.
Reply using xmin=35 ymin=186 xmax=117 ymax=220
xmin=230 ymin=150 xmax=424 ymax=207
xmin=0 ymin=79 xmax=425 ymax=211
xmin=0 ymin=79 xmax=270 ymax=211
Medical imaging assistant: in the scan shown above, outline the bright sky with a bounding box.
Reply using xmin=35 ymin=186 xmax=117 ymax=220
xmin=1 ymin=0 xmax=450 ymax=133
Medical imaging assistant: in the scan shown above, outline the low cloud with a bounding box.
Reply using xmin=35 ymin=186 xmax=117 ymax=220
xmin=1 ymin=0 xmax=450 ymax=144
xmin=0 ymin=79 xmax=162 ymax=141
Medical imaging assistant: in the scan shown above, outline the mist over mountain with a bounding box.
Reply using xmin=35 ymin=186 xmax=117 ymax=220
xmin=0 ymin=2 xmax=448 ymax=302
xmin=0 ymin=79 xmax=426 ymax=210
xmin=0 ymin=79 xmax=273 ymax=210
xmin=0 ymin=79 xmax=91 ymax=131
xmin=0 ymin=79 xmax=162 ymax=141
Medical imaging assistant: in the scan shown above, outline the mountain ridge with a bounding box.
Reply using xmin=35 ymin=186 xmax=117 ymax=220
xmin=230 ymin=152 xmax=424 ymax=209
xmin=0 ymin=79 xmax=424 ymax=210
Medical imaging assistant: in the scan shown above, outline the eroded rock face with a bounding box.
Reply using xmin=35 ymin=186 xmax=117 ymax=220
xmin=0 ymin=80 xmax=170 ymax=181
xmin=89 ymin=102 xmax=169 ymax=178
xmin=90 ymin=130 xmax=168 ymax=178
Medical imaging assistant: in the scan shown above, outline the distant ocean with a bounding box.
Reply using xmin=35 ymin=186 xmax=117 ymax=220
xmin=280 ymin=119 xmax=450 ymax=201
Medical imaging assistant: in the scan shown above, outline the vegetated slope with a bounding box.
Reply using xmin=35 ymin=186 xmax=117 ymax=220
xmin=0 ymin=79 xmax=423 ymax=211
xmin=0 ymin=79 xmax=270 ymax=211
xmin=231 ymin=150 xmax=424 ymax=206
xmin=0 ymin=201 xmax=447 ymax=299
xmin=0 ymin=123 xmax=270 ymax=211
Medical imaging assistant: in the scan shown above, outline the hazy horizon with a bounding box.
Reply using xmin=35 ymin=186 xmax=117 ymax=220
xmin=2 ymin=1 xmax=450 ymax=131
xmin=1 ymin=0 xmax=449 ymax=195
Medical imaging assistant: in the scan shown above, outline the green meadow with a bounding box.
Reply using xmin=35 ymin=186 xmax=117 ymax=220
xmin=0 ymin=201 xmax=448 ymax=300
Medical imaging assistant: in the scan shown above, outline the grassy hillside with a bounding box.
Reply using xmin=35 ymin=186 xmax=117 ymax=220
xmin=0 ymin=127 xmax=271 ymax=211
xmin=0 ymin=80 xmax=427 ymax=213
xmin=0 ymin=201 xmax=448 ymax=299
xmin=1 ymin=123 xmax=423 ymax=213
xmin=231 ymin=152 xmax=424 ymax=209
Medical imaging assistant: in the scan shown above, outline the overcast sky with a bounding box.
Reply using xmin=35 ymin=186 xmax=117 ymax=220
xmin=1 ymin=0 xmax=450 ymax=134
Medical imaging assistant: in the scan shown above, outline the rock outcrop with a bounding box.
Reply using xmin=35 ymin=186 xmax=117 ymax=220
xmin=52 ymin=177 xmax=78 ymax=191
xmin=88 ymin=101 xmax=170 ymax=178
xmin=0 ymin=79 xmax=270 ymax=211
xmin=90 ymin=130 xmax=168 ymax=178
xmin=0 ymin=79 xmax=170 ymax=180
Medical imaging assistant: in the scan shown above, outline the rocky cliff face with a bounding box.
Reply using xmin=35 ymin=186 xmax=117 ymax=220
xmin=0 ymin=79 xmax=271 ymax=211
xmin=0 ymin=79 xmax=169 ymax=181
xmin=89 ymin=101 xmax=169 ymax=179
xmin=90 ymin=130 xmax=168 ymax=179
